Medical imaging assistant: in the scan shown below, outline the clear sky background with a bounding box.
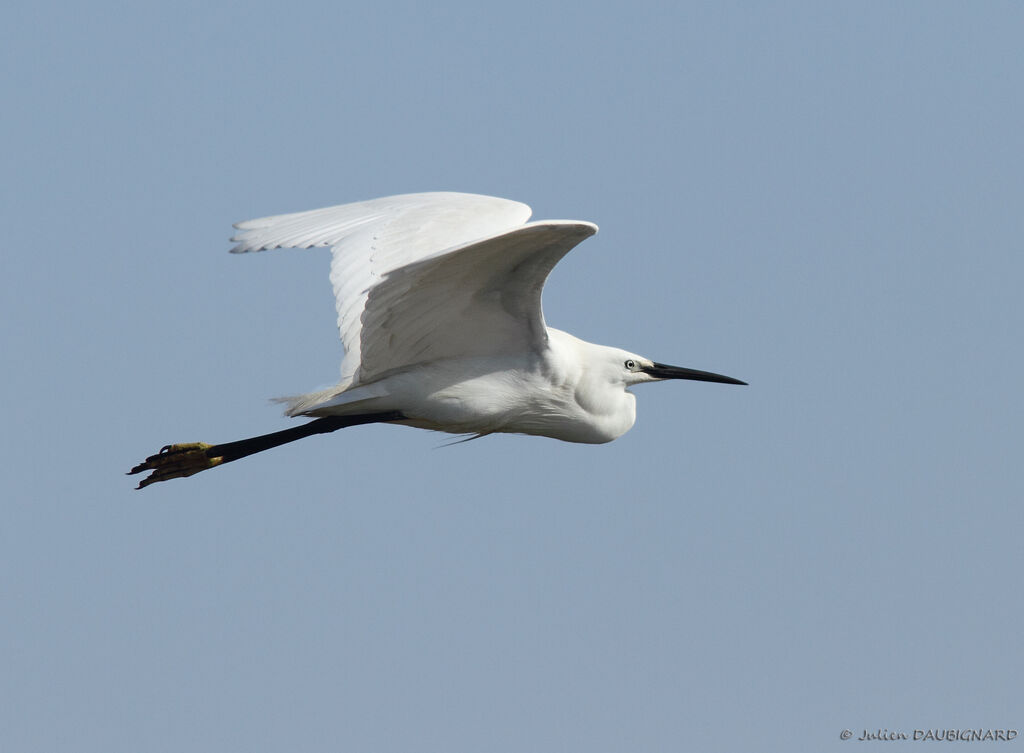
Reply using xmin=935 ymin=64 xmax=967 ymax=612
xmin=3 ymin=1 xmax=1022 ymax=751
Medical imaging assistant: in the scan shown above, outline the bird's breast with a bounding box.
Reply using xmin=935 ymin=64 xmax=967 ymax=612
xmin=389 ymin=359 xmax=636 ymax=444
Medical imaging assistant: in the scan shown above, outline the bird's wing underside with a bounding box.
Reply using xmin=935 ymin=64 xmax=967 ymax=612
xmin=230 ymin=192 xmax=532 ymax=379
xmin=355 ymin=220 xmax=597 ymax=383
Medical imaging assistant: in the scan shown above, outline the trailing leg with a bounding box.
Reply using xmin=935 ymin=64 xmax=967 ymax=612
xmin=128 ymin=412 xmax=404 ymax=489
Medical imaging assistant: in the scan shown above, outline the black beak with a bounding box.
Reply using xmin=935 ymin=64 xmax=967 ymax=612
xmin=642 ymin=362 xmax=747 ymax=386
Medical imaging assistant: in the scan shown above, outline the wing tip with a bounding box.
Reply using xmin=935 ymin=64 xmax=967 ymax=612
xmin=232 ymin=217 xmax=274 ymax=231
xmin=523 ymin=219 xmax=599 ymax=236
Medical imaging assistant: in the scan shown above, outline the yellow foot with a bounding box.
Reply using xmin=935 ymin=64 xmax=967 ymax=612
xmin=128 ymin=442 xmax=224 ymax=489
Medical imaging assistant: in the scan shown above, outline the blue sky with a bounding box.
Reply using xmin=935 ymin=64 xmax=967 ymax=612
xmin=3 ymin=2 xmax=1022 ymax=751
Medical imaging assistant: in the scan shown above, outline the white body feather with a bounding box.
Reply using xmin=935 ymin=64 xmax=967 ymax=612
xmin=288 ymin=329 xmax=639 ymax=444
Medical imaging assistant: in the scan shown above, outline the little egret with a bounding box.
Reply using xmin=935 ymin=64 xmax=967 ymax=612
xmin=130 ymin=192 xmax=745 ymax=488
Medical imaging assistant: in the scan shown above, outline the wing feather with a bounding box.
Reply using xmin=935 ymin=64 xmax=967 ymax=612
xmin=229 ymin=193 xmax=596 ymax=387
xmin=355 ymin=221 xmax=597 ymax=383
xmin=231 ymin=192 xmax=531 ymax=380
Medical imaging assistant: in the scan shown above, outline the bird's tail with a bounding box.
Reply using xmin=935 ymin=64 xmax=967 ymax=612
xmin=274 ymin=380 xmax=393 ymax=417
xmin=272 ymin=390 xmax=338 ymax=417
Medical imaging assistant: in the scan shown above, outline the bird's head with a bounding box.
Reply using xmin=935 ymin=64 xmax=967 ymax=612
xmin=613 ymin=350 xmax=747 ymax=389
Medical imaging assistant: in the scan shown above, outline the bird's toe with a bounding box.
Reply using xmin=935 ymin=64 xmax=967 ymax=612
xmin=128 ymin=442 xmax=223 ymax=489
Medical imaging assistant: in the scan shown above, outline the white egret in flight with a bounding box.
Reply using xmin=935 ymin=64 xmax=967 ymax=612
xmin=130 ymin=192 xmax=745 ymax=488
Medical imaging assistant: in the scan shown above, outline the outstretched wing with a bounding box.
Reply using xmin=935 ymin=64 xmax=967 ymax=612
xmin=356 ymin=220 xmax=596 ymax=383
xmin=229 ymin=192 xmax=596 ymax=385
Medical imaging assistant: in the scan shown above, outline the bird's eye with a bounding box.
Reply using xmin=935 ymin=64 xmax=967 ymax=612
xmin=624 ymin=359 xmax=636 ymax=370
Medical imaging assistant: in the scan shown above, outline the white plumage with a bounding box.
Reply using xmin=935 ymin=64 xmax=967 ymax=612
xmin=130 ymin=192 xmax=744 ymax=487
xmin=231 ymin=192 xmax=546 ymax=385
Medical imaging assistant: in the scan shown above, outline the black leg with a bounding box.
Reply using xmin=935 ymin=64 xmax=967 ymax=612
xmin=128 ymin=411 xmax=405 ymax=489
